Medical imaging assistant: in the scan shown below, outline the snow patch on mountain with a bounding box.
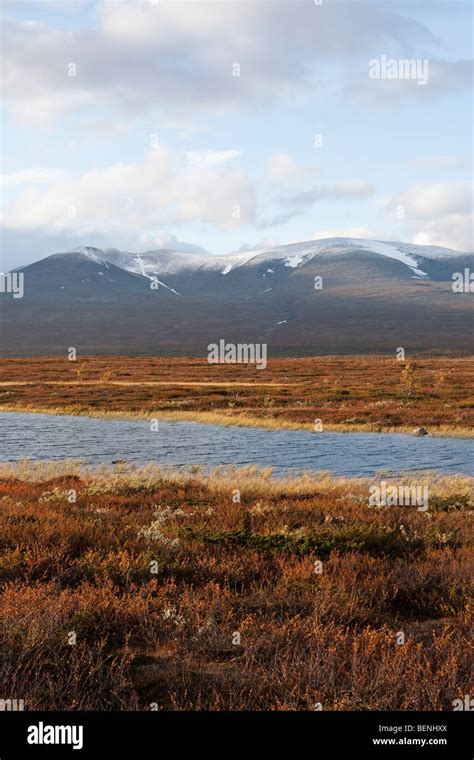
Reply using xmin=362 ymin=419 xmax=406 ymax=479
xmin=234 ymin=237 xmax=464 ymax=272
xmin=104 ymin=248 xmax=257 ymax=277
xmin=354 ymin=240 xmax=428 ymax=278
xmin=55 ymin=238 xmax=469 ymax=285
xmin=284 ymin=254 xmax=306 ymax=268
xmin=133 ymin=254 xmax=147 ymax=277
xmin=71 ymin=246 xmax=107 ymax=264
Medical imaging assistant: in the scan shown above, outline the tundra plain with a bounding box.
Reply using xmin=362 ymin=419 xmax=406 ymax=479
xmin=0 ymin=355 xmax=473 ymax=436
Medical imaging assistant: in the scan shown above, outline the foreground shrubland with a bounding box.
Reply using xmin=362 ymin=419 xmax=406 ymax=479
xmin=0 ymin=462 xmax=472 ymax=710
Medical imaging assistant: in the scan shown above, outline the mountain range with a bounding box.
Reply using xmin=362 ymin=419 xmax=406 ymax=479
xmin=1 ymin=238 xmax=472 ymax=356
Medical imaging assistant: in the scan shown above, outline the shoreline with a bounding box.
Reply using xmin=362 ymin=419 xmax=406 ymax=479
xmin=1 ymin=403 xmax=473 ymax=439
xmin=1 ymin=457 xmax=472 ymax=491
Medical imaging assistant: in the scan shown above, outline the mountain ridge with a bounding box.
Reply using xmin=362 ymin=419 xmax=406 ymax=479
xmin=2 ymin=237 xmax=472 ymax=357
xmin=52 ymin=237 xmax=470 ymax=275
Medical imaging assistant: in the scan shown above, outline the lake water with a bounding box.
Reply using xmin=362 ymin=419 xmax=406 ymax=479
xmin=0 ymin=411 xmax=472 ymax=477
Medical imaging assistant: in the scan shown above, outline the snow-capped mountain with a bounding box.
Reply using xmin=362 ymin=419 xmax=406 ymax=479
xmin=71 ymin=237 xmax=465 ymax=280
xmin=2 ymin=238 xmax=472 ymax=356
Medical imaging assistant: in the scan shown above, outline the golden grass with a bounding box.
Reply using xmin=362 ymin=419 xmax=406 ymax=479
xmin=1 ymin=460 xmax=473 ymax=499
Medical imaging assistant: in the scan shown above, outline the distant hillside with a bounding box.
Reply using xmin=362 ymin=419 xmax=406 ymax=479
xmin=1 ymin=238 xmax=472 ymax=356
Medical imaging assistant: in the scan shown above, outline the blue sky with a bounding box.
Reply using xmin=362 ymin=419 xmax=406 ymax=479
xmin=1 ymin=0 xmax=472 ymax=271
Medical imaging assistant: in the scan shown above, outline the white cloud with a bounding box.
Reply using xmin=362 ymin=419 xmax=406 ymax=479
xmin=287 ymin=180 xmax=375 ymax=208
xmin=411 ymin=215 xmax=473 ymax=252
xmin=265 ymin=153 xmax=317 ymax=190
xmin=311 ymin=227 xmax=379 ymax=241
xmin=134 ymin=231 xmax=207 ymax=254
xmin=2 ymin=144 xmax=257 ymax=239
xmin=1 ymin=167 xmax=68 ymax=187
xmin=1 ymin=0 xmax=443 ymax=127
xmin=386 ymin=181 xmax=473 ymax=251
xmin=387 ymin=181 xmax=472 ymax=220
xmin=185 ymin=149 xmax=241 ymax=167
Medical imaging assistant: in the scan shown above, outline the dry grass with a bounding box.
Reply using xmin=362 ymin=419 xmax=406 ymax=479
xmin=0 ymin=355 xmax=473 ymax=437
xmin=1 ymin=462 xmax=472 ymax=711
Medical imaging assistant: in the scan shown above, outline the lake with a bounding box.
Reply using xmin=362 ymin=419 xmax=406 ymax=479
xmin=0 ymin=411 xmax=472 ymax=477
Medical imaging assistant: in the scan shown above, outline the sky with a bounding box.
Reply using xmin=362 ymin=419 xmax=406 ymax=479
xmin=0 ymin=0 xmax=472 ymax=271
